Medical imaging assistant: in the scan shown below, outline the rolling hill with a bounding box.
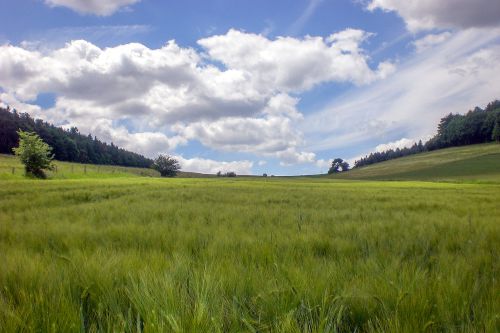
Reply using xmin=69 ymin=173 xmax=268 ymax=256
xmin=0 ymin=154 xmax=215 ymax=179
xmin=328 ymin=143 xmax=500 ymax=182
xmin=0 ymin=153 xmax=159 ymax=180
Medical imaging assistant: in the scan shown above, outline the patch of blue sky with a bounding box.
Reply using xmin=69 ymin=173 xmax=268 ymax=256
xmin=34 ymin=93 xmax=56 ymax=109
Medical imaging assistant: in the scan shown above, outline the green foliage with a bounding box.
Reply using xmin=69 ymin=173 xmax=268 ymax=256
xmin=0 ymin=177 xmax=498 ymax=331
xmin=429 ymin=100 xmax=500 ymax=149
xmin=492 ymin=115 xmax=500 ymax=142
xmin=0 ymin=107 xmax=152 ymax=167
xmin=328 ymin=158 xmax=349 ymax=174
xmin=12 ymin=130 xmax=54 ymax=178
xmin=152 ymin=154 xmax=181 ymax=177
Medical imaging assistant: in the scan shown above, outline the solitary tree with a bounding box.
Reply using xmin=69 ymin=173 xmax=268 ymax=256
xmin=152 ymin=154 xmax=181 ymax=177
xmin=328 ymin=158 xmax=350 ymax=174
xmin=492 ymin=116 xmax=500 ymax=143
xmin=13 ymin=130 xmax=54 ymax=178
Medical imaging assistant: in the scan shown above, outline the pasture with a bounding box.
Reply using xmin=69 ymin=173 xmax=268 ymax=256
xmin=0 ymin=174 xmax=499 ymax=332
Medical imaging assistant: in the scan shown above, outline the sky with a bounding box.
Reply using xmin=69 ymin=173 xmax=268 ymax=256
xmin=0 ymin=0 xmax=499 ymax=175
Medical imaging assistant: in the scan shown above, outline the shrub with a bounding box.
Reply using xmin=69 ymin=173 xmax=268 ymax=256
xmin=13 ymin=130 xmax=54 ymax=178
xmin=152 ymin=154 xmax=181 ymax=177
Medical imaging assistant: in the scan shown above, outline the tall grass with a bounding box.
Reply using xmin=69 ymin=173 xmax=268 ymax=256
xmin=0 ymin=178 xmax=499 ymax=332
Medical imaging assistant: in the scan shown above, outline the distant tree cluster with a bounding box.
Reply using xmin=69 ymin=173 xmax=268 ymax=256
xmin=426 ymin=100 xmax=500 ymax=150
xmin=216 ymin=171 xmax=237 ymax=177
xmin=354 ymin=141 xmax=426 ymax=168
xmin=353 ymin=100 xmax=500 ymax=168
xmin=328 ymin=158 xmax=349 ymax=174
xmin=0 ymin=107 xmax=153 ymax=168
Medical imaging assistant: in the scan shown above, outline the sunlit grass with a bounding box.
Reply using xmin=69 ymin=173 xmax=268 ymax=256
xmin=0 ymin=176 xmax=498 ymax=332
xmin=330 ymin=143 xmax=500 ymax=182
xmin=0 ymin=153 xmax=159 ymax=180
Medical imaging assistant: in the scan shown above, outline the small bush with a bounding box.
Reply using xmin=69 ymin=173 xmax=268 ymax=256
xmin=13 ymin=130 xmax=54 ymax=178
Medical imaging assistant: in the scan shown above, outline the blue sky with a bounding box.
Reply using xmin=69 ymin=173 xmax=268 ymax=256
xmin=1 ymin=0 xmax=499 ymax=175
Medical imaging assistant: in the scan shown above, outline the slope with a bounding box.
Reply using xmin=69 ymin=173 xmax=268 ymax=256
xmin=0 ymin=154 xmax=160 ymax=180
xmin=329 ymin=143 xmax=500 ymax=182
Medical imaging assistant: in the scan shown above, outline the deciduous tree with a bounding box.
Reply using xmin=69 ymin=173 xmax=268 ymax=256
xmin=13 ymin=130 xmax=54 ymax=178
xmin=152 ymin=154 xmax=181 ymax=177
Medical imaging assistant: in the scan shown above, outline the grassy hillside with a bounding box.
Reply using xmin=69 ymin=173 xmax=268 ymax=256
xmin=330 ymin=143 xmax=500 ymax=182
xmin=1 ymin=177 xmax=499 ymax=332
xmin=0 ymin=154 xmax=160 ymax=179
xmin=0 ymin=154 xmax=216 ymax=179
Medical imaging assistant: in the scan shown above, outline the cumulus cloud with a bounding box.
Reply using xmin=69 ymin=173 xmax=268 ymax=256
xmin=44 ymin=0 xmax=141 ymax=16
xmin=65 ymin=118 xmax=187 ymax=158
xmin=176 ymin=116 xmax=300 ymax=154
xmin=413 ymin=32 xmax=452 ymax=53
xmin=175 ymin=156 xmax=253 ymax=175
xmin=0 ymin=29 xmax=392 ymax=166
xmin=198 ymin=29 xmax=393 ymax=91
xmin=315 ymin=158 xmax=332 ymax=169
xmin=276 ymin=148 xmax=316 ymax=166
xmin=375 ymin=138 xmax=416 ymax=152
xmin=367 ymin=0 xmax=500 ymax=31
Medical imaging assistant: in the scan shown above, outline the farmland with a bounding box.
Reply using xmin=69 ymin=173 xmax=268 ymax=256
xmin=0 ymin=151 xmax=499 ymax=332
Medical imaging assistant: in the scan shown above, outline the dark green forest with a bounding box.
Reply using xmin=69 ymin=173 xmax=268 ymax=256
xmin=0 ymin=107 xmax=153 ymax=168
xmin=354 ymin=100 xmax=500 ymax=168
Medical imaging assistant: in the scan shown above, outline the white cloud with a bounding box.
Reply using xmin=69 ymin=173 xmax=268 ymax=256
xmin=175 ymin=156 xmax=253 ymax=175
xmin=0 ymin=29 xmax=390 ymax=166
xmin=315 ymin=158 xmax=332 ymax=169
xmin=413 ymin=32 xmax=452 ymax=53
xmin=367 ymin=0 xmax=500 ymax=31
xmin=62 ymin=118 xmax=187 ymax=158
xmin=303 ymin=28 xmax=500 ymax=155
xmin=44 ymin=0 xmax=140 ymax=16
xmin=198 ymin=29 xmax=393 ymax=91
xmin=0 ymin=93 xmax=43 ymax=115
xmin=20 ymin=25 xmax=152 ymax=52
xmin=175 ymin=115 xmax=301 ymax=156
xmin=277 ymin=148 xmax=316 ymax=166
xmin=375 ymin=138 xmax=416 ymax=152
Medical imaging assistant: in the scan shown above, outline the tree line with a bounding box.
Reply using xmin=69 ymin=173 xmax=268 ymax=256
xmin=353 ymin=100 xmax=500 ymax=168
xmin=0 ymin=107 xmax=153 ymax=168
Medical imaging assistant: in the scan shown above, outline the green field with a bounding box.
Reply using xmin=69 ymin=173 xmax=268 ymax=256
xmin=0 ymin=150 xmax=499 ymax=332
xmin=0 ymin=154 xmax=215 ymax=180
xmin=0 ymin=154 xmax=160 ymax=179
xmin=329 ymin=143 xmax=500 ymax=182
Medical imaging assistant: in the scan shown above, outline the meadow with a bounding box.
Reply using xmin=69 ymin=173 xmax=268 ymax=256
xmin=0 ymin=171 xmax=499 ymax=332
xmin=330 ymin=143 xmax=500 ymax=182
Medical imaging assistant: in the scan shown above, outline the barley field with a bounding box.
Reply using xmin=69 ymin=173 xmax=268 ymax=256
xmin=0 ymin=174 xmax=499 ymax=332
